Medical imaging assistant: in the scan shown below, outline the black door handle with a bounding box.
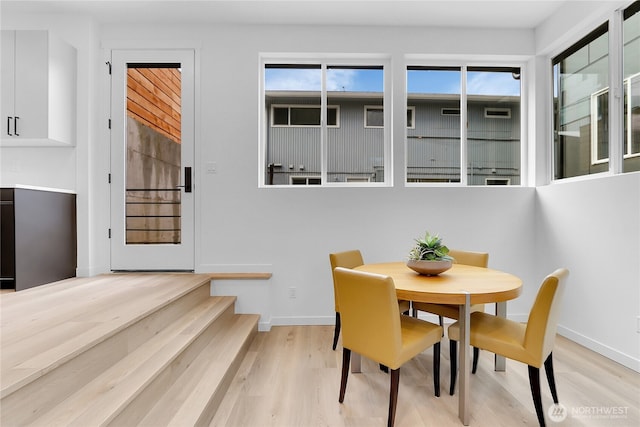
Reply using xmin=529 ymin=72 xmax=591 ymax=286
xmin=7 ymin=117 xmax=12 ymax=136
xmin=14 ymin=117 xmax=19 ymax=136
xmin=184 ymin=166 xmax=192 ymax=193
xmin=176 ymin=166 xmax=192 ymax=193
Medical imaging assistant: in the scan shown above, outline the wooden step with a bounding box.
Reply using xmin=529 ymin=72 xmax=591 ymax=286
xmin=117 ymin=313 xmax=260 ymax=427
xmin=0 ymin=273 xmax=213 ymax=425
xmin=1 ymin=273 xmax=259 ymax=427
xmin=26 ymin=296 xmax=239 ymax=426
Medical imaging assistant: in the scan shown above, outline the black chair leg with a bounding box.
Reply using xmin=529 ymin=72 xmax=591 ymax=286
xmin=339 ymin=348 xmax=351 ymax=403
xmin=380 ymin=364 xmax=389 ymax=373
xmin=544 ymin=353 xmax=559 ymax=404
xmin=449 ymin=340 xmax=457 ymax=395
xmin=528 ymin=365 xmax=546 ymax=427
xmin=388 ymin=368 xmax=400 ymax=427
xmin=433 ymin=342 xmax=441 ymax=397
xmin=332 ymin=312 xmax=341 ymax=350
xmin=472 ymin=347 xmax=480 ymax=374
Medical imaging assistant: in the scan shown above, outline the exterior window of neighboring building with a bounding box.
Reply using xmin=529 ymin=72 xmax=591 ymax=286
xmin=290 ymin=176 xmax=321 ymax=185
xmin=624 ymin=2 xmax=640 ymax=172
xmin=553 ymin=24 xmax=610 ymax=179
xmin=407 ymin=107 xmax=415 ymax=129
xmin=262 ymin=60 xmax=389 ymax=186
xmin=364 ymin=106 xmax=383 ymax=127
xmin=484 ymin=107 xmax=511 ymax=119
xmin=270 ymin=105 xmax=339 ymax=127
xmin=406 ymin=66 xmax=521 ymax=185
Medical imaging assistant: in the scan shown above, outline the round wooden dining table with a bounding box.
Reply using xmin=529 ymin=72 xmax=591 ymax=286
xmin=354 ymin=262 xmax=522 ymax=426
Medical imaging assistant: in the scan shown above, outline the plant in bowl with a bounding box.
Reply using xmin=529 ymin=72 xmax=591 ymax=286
xmin=407 ymin=231 xmax=453 ymax=275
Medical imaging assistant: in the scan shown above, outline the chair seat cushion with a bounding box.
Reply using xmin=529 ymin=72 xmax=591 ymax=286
xmin=390 ymin=316 xmax=442 ymax=370
xmin=412 ymin=302 xmax=484 ymax=320
xmin=448 ymin=312 xmax=539 ymax=366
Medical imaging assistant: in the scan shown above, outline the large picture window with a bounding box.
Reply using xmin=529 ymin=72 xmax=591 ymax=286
xmin=553 ymin=2 xmax=640 ymax=178
xmin=262 ymin=60 xmax=389 ymax=186
xmin=553 ymin=23 xmax=609 ymax=179
xmin=406 ymin=66 xmax=521 ymax=185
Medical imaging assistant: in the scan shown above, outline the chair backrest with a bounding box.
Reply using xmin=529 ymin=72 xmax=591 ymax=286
xmin=329 ymin=250 xmax=365 ymax=312
xmin=448 ymin=249 xmax=489 ymax=268
xmin=333 ymin=267 xmax=402 ymax=364
xmin=524 ymin=268 xmax=570 ymax=365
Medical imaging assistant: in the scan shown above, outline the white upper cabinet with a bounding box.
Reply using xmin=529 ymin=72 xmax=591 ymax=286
xmin=1 ymin=30 xmax=77 ymax=146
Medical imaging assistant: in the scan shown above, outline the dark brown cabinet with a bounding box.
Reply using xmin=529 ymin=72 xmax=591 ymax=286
xmin=1 ymin=187 xmax=76 ymax=291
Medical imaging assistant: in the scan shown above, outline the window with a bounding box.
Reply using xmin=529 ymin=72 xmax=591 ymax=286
xmin=290 ymin=176 xmax=321 ymax=185
xmin=364 ymin=106 xmax=383 ymax=127
xmin=484 ymin=108 xmax=511 ymax=119
xmin=553 ymin=2 xmax=639 ymax=177
xmin=442 ymin=108 xmax=460 ymax=116
xmin=624 ymin=2 xmax=640 ymax=172
xmin=262 ymin=60 xmax=389 ymax=186
xmin=406 ymin=65 xmax=521 ymax=185
xmin=591 ymin=88 xmax=609 ymax=164
xmin=270 ymin=105 xmax=339 ymax=127
xmin=553 ymin=24 xmax=609 ymax=179
xmin=407 ymin=107 xmax=415 ymax=129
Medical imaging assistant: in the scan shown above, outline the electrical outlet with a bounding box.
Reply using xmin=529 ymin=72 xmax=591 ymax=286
xmin=288 ymin=287 xmax=297 ymax=299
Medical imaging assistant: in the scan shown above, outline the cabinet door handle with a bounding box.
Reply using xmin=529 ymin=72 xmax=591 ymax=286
xmin=7 ymin=117 xmax=12 ymax=136
xmin=14 ymin=117 xmax=19 ymax=136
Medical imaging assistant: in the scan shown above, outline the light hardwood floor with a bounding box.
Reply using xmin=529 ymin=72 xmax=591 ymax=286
xmin=211 ymin=325 xmax=639 ymax=427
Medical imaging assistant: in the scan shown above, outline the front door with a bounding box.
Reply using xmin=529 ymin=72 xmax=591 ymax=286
xmin=110 ymin=49 xmax=195 ymax=271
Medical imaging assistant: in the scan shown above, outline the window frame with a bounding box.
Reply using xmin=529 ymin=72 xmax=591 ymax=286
xmin=407 ymin=106 xmax=416 ymax=129
xmin=404 ymin=62 xmax=525 ymax=187
xmin=550 ymin=2 xmax=639 ymax=181
xmin=364 ymin=105 xmax=384 ymax=128
xmin=270 ymin=104 xmax=340 ymax=128
xmin=259 ymin=55 xmax=392 ymax=188
xmin=484 ymin=107 xmax=511 ymax=119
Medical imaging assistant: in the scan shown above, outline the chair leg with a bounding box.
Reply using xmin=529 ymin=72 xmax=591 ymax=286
xmin=388 ymin=368 xmax=400 ymax=427
xmin=433 ymin=342 xmax=441 ymax=397
xmin=339 ymin=348 xmax=351 ymax=403
xmin=544 ymin=353 xmax=559 ymax=404
xmin=528 ymin=365 xmax=546 ymax=427
xmin=472 ymin=347 xmax=480 ymax=374
xmin=332 ymin=312 xmax=341 ymax=350
xmin=449 ymin=340 xmax=457 ymax=396
xmin=380 ymin=364 xmax=389 ymax=373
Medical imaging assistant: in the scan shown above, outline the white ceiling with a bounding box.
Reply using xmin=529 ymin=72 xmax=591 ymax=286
xmin=1 ymin=0 xmax=571 ymax=29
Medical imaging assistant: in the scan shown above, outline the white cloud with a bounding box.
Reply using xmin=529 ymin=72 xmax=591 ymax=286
xmin=467 ymin=72 xmax=520 ymax=96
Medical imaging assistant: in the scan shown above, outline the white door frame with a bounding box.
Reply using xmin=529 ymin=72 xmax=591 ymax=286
xmin=109 ymin=49 xmax=195 ymax=271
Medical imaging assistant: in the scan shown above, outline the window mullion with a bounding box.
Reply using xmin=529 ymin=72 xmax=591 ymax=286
xmin=609 ymin=7 xmax=624 ymax=174
xmin=321 ymin=64 xmax=327 ymax=185
xmin=460 ymin=66 xmax=468 ymax=185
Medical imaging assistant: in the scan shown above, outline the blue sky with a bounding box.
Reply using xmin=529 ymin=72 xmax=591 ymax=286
xmin=265 ymin=67 xmax=520 ymax=96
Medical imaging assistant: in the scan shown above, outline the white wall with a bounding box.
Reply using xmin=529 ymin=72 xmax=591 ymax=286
xmin=1 ymin=0 xmax=638 ymax=372
xmin=532 ymin=0 xmax=640 ymax=371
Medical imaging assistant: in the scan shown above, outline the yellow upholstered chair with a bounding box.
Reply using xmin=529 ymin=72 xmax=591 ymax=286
xmin=329 ymin=250 xmax=410 ymax=351
xmin=412 ymin=249 xmax=488 ymax=376
xmin=448 ymin=268 xmax=569 ymax=427
xmin=333 ymin=267 xmax=442 ymax=427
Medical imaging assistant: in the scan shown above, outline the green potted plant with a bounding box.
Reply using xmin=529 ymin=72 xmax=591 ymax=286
xmin=407 ymin=231 xmax=453 ymax=275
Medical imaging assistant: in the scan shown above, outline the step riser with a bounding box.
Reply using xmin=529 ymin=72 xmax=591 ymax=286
xmin=0 ymin=282 xmax=212 ymax=426
xmin=195 ymin=324 xmax=258 ymax=426
xmin=106 ymin=305 xmax=237 ymax=426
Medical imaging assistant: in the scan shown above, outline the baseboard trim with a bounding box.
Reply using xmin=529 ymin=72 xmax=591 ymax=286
xmin=557 ymin=325 xmax=640 ymax=373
